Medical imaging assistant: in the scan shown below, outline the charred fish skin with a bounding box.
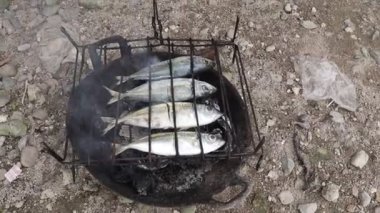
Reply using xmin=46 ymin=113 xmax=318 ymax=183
xmin=104 ymin=78 xmax=217 ymax=105
xmin=116 ymin=56 xmax=215 ymax=83
xmin=101 ymin=102 xmax=222 ymax=135
xmin=114 ymin=131 xmax=225 ymax=156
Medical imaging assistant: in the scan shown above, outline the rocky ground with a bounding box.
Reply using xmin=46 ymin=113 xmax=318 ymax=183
xmin=0 ymin=0 xmax=379 ymax=212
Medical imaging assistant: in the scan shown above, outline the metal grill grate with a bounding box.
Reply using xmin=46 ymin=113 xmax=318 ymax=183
xmin=42 ymin=0 xmax=265 ymax=181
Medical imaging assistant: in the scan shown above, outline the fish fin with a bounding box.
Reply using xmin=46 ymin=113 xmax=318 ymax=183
xmin=103 ymin=86 xmax=122 ymax=105
xmin=100 ymin=117 xmax=116 ymax=135
xmin=115 ymin=76 xmax=131 ymax=85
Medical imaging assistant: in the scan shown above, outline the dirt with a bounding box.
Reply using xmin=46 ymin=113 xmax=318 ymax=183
xmin=0 ymin=0 xmax=379 ymax=213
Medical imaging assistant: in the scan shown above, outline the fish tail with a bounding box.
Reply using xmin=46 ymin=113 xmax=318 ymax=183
xmin=112 ymin=143 xmax=130 ymax=156
xmin=101 ymin=117 xmax=116 ymax=135
xmin=103 ymin=86 xmax=127 ymax=105
xmin=115 ymin=76 xmax=131 ymax=85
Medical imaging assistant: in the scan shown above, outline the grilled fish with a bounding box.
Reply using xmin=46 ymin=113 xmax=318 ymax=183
xmin=104 ymin=78 xmax=217 ymax=105
xmin=116 ymin=56 xmax=214 ymax=83
xmin=101 ymin=102 xmax=222 ymax=135
xmin=113 ymin=131 xmax=225 ymax=156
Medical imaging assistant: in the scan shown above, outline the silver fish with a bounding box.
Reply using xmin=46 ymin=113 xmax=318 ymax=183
xmin=113 ymin=131 xmax=225 ymax=156
xmin=101 ymin=102 xmax=222 ymax=135
xmin=116 ymin=56 xmax=214 ymax=83
xmin=104 ymin=78 xmax=217 ymax=105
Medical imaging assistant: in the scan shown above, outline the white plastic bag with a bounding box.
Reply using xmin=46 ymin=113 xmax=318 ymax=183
xmin=293 ymin=55 xmax=358 ymax=111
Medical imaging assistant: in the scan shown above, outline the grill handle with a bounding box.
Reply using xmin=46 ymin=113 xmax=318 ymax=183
xmin=209 ymin=174 xmax=253 ymax=210
xmin=88 ymin=35 xmax=131 ymax=71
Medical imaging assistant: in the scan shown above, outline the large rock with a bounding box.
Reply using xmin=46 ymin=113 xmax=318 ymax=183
xmin=350 ymin=150 xmax=369 ymax=169
xmin=37 ymin=20 xmax=78 ymax=73
xmin=0 ymin=119 xmax=28 ymax=137
xmin=278 ymin=190 xmax=294 ymax=205
xmin=79 ymin=0 xmax=106 ymax=9
xmin=322 ymin=183 xmax=340 ymax=202
xmin=0 ymin=64 xmax=17 ymax=77
xmin=0 ymin=0 xmax=10 ymax=10
xmin=42 ymin=5 xmax=60 ymax=17
xmin=0 ymin=90 xmax=10 ymax=107
xmin=298 ymin=203 xmax=318 ymax=213
xmin=21 ymin=146 xmax=39 ymax=167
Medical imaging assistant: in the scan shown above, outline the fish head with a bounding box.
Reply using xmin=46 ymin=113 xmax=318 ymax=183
xmin=195 ymin=81 xmax=217 ymax=97
xmin=193 ymin=56 xmax=216 ymax=71
xmin=203 ymin=133 xmax=225 ymax=151
xmin=203 ymin=105 xmax=223 ymax=121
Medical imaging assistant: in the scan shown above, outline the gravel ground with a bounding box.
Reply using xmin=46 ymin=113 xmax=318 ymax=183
xmin=0 ymin=0 xmax=379 ymax=213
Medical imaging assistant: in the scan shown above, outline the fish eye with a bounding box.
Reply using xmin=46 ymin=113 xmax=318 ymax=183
xmin=210 ymin=135 xmax=216 ymax=141
xmin=201 ymin=85 xmax=209 ymax=91
xmin=206 ymin=106 xmax=213 ymax=111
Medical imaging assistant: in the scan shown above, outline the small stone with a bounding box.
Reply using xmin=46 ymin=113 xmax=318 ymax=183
xmin=301 ymin=20 xmax=318 ymax=29
xmin=369 ymin=49 xmax=380 ymax=65
xmin=375 ymin=207 xmax=380 ymax=213
xmin=0 ymin=136 xmax=5 ymax=146
xmin=376 ymin=191 xmax=380 ymax=202
xmin=322 ymin=183 xmax=340 ymax=202
xmin=344 ymin=19 xmax=355 ymax=30
xmin=370 ymin=187 xmax=377 ymax=194
xmin=1 ymin=77 xmax=15 ymax=91
xmin=61 ymin=169 xmax=71 ymax=186
xmin=32 ymin=109 xmax=48 ymax=120
xmin=7 ymin=149 xmax=19 ymax=160
xmin=248 ymin=21 xmax=254 ymax=28
xmin=350 ymin=35 xmax=357 ymax=40
xmin=46 ymin=203 xmax=53 ymax=211
xmin=0 ymin=168 xmax=6 ymax=181
xmin=352 ymin=186 xmax=359 ymax=197
xmin=372 ymin=31 xmax=380 ymax=41
xmin=180 ymin=205 xmax=196 ymax=213
xmin=41 ymin=189 xmax=55 ymax=200
xmin=0 ymin=120 xmax=28 ymax=137
xmin=345 ymin=27 xmax=354 ymax=33
xmin=267 ymin=170 xmax=279 ymax=180
xmin=350 ymin=150 xmax=369 ymax=169
xmin=311 ymin=7 xmax=317 ymax=13
xmin=199 ymin=28 xmax=209 ymax=36
xmin=10 ymin=111 xmax=23 ymax=121
xmin=0 ymin=114 xmax=7 ymax=123
xmin=173 ymin=210 xmax=180 ymax=213
xmin=118 ymin=196 xmax=133 ymax=204
xmin=27 ymin=84 xmax=40 ymax=102
xmin=284 ymin=3 xmax=292 ymax=13
xmin=292 ymin=87 xmax=301 ymax=95
xmin=14 ymin=201 xmax=24 ymax=208
xmin=281 ymin=157 xmax=295 ymax=176
xmin=359 ymin=191 xmax=371 ymax=207
xmin=83 ymin=181 xmax=99 ymax=192
xmin=321 ymin=23 xmax=327 ymax=28
xmin=266 ymin=45 xmax=275 ymax=52
xmin=17 ymin=43 xmax=31 ymax=52
xmin=278 ymin=191 xmax=293 ymax=205
xmin=0 ymin=90 xmax=10 ymax=107
xmin=346 ymin=204 xmax=356 ymax=212
xmin=42 ymin=5 xmax=60 ymax=17
xmin=0 ymin=64 xmax=17 ymax=77
xmin=0 ymin=0 xmax=10 ymax=10
xmin=58 ymin=8 xmax=79 ymax=22
xmin=18 ymin=135 xmax=28 ymax=151
xmin=79 ymin=0 xmax=105 ymax=9
xmin=329 ymin=111 xmax=344 ymax=123
xmin=267 ymin=119 xmax=276 ymax=127
xmin=226 ymin=29 xmax=235 ymax=39
xmin=298 ymin=203 xmax=317 ymax=213
xmin=21 ymin=146 xmax=39 ymax=167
